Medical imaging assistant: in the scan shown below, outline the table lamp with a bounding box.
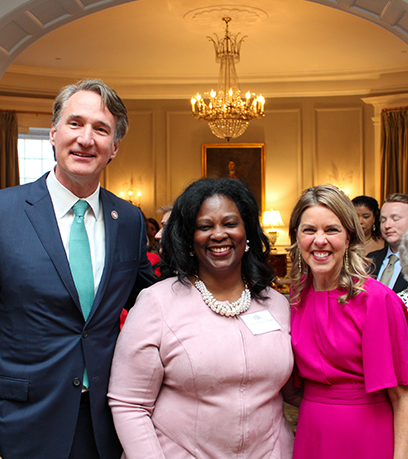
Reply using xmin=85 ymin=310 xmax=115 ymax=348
xmin=262 ymin=210 xmax=284 ymax=249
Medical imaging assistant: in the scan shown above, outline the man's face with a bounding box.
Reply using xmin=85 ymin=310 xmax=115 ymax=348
xmin=50 ymin=90 xmax=119 ymax=197
xmin=155 ymin=211 xmax=171 ymax=254
xmin=380 ymin=202 xmax=408 ymax=252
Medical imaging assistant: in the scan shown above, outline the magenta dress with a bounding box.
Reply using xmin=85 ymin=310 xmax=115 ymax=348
xmin=291 ymin=277 xmax=408 ymax=459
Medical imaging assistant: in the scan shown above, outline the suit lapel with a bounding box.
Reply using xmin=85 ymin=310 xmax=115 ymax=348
xmin=373 ymin=246 xmax=388 ymax=277
xmin=394 ymin=273 xmax=408 ymax=293
xmin=375 ymin=244 xmax=407 ymax=292
xmin=87 ymin=189 xmax=119 ymax=320
xmin=25 ymin=179 xmax=122 ymax=322
xmin=24 ymin=175 xmax=82 ymax=312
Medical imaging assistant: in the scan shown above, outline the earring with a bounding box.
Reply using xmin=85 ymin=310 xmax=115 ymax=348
xmin=245 ymin=240 xmax=250 ymax=252
xmin=344 ymin=248 xmax=349 ymax=271
xmin=372 ymin=223 xmax=376 ymax=232
xmin=189 ymin=250 xmax=195 ymax=257
xmin=298 ymin=250 xmax=302 ymax=272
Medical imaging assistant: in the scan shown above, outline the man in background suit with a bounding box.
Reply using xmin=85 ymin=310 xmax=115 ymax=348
xmin=0 ymin=79 xmax=152 ymax=459
xmin=368 ymin=193 xmax=408 ymax=293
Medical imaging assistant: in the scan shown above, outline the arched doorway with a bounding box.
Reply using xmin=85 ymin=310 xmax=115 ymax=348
xmin=0 ymin=0 xmax=408 ymax=81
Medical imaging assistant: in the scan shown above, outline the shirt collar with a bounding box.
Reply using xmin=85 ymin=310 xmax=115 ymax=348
xmin=46 ymin=167 xmax=101 ymax=220
xmin=385 ymin=245 xmax=400 ymax=259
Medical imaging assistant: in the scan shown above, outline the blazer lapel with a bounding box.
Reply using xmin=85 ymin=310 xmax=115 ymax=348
xmin=24 ymin=175 xmax=82 ymax=312
xmin=87 ymin=189 xmax=119 ymax=320
xmin=394 ymin=273 xmax=408 ymax=293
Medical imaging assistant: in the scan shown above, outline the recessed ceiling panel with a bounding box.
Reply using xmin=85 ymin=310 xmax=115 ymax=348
xmin=29 ymin=1 xmax=71 ymax=28
xmin=0 ymin=21 xmax=31 ymax=55
xmin=354 ymin=0 xmax=388 ymax=16
xmin=396 ymin=10 xmax=408 ymax=36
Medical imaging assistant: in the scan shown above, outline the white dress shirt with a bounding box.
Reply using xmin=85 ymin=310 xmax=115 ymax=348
xmin=46 ymin=168 xmax=105 ymax=293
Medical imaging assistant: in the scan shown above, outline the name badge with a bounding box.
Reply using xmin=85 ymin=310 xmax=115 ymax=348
xmin=240 ymin=310 xmax=281 ymax=335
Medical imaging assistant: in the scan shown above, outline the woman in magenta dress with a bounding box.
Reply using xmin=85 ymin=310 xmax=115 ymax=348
xmin=288 ymin=184 xmax=408 ymax=459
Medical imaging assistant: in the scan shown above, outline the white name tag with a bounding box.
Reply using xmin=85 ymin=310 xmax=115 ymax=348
xmin=240 ymin=310 xmax=281 ymax=335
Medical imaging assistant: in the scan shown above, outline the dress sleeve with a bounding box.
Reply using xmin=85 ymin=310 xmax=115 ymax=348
xmin=361 ymin=280 xmax=408 ymax=393
xmin=108 ymin=287 xmax=166 ymax=459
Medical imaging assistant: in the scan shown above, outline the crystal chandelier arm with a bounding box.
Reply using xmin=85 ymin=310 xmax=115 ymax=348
xmin=207 ymin=34 xmax=219 ymax=58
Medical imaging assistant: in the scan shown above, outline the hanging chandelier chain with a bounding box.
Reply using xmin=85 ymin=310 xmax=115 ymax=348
xmin=208 ymin=17 xmax=246 ymax=64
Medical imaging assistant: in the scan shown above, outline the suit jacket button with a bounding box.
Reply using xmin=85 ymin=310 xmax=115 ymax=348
xmin=73 ymin=378 xmax=81 ymax=387
xmin=83 ymin=330 xmax=88 ymax=338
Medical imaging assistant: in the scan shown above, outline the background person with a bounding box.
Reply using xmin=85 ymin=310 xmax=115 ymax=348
xmin=398 ymin=231 xmax=408 ymax=307
xmin=289 ymin=184 xmax=408 ymax=459
xmin=0 ymin=79 xmax=153 ymax=459
xmin=154 ymin=205 xmax=172 ymax=252
xmin=367 ymin=193 xmax=408 ymax=293
xmin=352 ymin=195 xmax=384 ymax=255
xmin=120 ymin=214 xmax=162 ymax=329
xmin=146 ymin=217 xmax=160 ymax=254
xmin=108 ymin=178 xmax=295 ymax=458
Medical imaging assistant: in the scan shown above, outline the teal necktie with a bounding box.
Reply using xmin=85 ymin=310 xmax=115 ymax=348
xmin=69 ymin=200 xmax=94 ymax=388
xmin=69 ymin=200 xmax=94 ymax=319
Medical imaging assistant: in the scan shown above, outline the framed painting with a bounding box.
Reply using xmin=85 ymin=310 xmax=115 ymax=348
xmin=202 ymin=143 xmax=265 ymax=211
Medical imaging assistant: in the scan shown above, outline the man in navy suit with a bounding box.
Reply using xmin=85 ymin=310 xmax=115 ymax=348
xmin=0 ymin=79 xmax=153 ymax=459
xmin=368 ymin=193 xmax=408 ymax=293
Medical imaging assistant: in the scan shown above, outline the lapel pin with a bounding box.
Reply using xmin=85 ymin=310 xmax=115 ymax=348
xmin=111 ymin=210 xmax=118 ymax=220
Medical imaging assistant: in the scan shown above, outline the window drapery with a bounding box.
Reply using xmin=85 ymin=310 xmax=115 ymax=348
xmin=0 ymin=111 xmax=19 ymax=189
xmin=380 ymin=108 xmax=408 ymax=199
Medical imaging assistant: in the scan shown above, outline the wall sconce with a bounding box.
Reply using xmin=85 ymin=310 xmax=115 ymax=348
xmin=119 ymin=175 xmax=142 ymax=207
xmin=120 ymin=189 xmax=142 ymax=207
xmin=262 ymin=210 xmax=284 ymax=250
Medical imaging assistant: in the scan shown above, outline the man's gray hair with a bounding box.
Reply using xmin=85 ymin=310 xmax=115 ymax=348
xmin=52 ymin=79 xmax=129 ymax=142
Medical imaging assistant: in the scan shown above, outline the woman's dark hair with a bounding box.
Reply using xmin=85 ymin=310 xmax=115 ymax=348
xmin=146 ymin=217 xmax=160 ymax=233
xmin=160 ymin=178 xmax=274 ymax=299
xmin=351 ymin=195 xmax=382 ymax=241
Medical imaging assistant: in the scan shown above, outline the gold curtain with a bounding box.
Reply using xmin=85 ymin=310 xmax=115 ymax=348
xmin=0 ymin=111 xmax=19 ymax=189
xmin=380 ymin=108 xmax=408 ymax=200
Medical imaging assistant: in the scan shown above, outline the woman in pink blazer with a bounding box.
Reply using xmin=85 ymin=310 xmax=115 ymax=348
xmin=108 ymin=178 xmax=297 ymax=458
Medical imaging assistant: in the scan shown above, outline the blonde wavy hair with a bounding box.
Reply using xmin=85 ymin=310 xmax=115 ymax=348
xmin=289 ymin=184 xmax=370 ymax=305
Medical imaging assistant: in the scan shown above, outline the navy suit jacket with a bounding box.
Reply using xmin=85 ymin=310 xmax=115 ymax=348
xmin=0 ymin=173 xmax=153 ymax=459
xmin=367 ymin=244 xmax=408 ymax=293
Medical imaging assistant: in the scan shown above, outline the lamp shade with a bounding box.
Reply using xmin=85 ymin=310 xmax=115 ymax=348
xmin=262 ymin=210 xmax=284 ymax=228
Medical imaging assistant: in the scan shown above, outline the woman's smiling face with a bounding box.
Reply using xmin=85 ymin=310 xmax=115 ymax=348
xmin=297 ymin=205 xmax=350 ymax=291
xmin=193 ymin=195 xmax=246 ymax=281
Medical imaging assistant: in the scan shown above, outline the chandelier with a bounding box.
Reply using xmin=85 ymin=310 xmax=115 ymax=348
xmin=191 ymin=17 xmax=265 ymax=141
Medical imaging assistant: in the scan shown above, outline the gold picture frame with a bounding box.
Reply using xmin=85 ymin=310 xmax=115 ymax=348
xmin=202 ymin=143 xmax=265 ymax=211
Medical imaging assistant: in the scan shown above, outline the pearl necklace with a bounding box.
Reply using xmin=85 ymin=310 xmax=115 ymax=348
xmin=194 ymin=279 xmax=251 ymax=317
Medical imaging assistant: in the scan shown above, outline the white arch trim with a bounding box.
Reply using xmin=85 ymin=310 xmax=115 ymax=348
xmin=0 ymin=0 xmax=408 ymax=81
xmin=0 ymin=0 xmax=135 ymax=79
xmin=309 ymin=0 xmax=408 ymax=43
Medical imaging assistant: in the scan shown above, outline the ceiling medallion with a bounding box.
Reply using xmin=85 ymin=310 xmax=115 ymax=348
xmin=184 ymin=6 xmax=268 ymax=27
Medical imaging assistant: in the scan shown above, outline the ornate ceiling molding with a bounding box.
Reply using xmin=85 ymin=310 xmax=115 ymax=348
xmin=184 ymin=5 xmax=268 ymax=27
xmin=0 ymin=0 xmax=408 ymax=94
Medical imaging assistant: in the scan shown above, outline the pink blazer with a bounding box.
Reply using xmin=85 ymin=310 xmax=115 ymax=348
xmin=108 ymin=277 xmax=294 ymax=458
